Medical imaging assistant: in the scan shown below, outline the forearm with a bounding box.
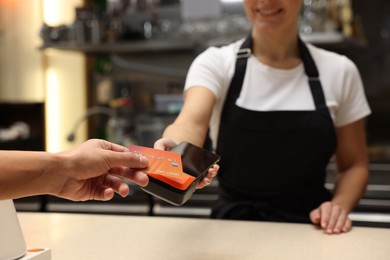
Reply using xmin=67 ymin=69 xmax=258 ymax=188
xmin=163 ymin=122 xmax=208 ymax=148
xmin=161 ymin=87 xmax=215 ymax=148
xmin=0 ymin=151 xmax=60 ymax=200
xmin=332 ymin=165 xmax=369 ymax=212
xmin=331 ymin=119 xmax=370 ymax=213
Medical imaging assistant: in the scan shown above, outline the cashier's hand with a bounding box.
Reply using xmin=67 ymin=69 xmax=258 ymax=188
xmin=310 ymin=201 xmax=352 ymax=234
xmin=196 ymin=164 xmax=219 ymax=189
xmin=51 ymin=139 xmax=149 ymax=201
xmin=154 ymin=138 xmax=220 ymax=189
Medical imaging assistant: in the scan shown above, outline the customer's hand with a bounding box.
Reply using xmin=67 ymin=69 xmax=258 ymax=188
xmin=48 ymin=139 xmax=149 ymax=201
xmin=154 ymin=137 xmax=219 ymax=189
xmin=310 ymin=201 xmax=352 ymax=234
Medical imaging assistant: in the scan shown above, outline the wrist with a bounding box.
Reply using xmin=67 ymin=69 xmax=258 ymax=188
xmin=331 ymin=198 xmax=354 ymax=213
xmin=42 ymin=152 xmax=67 ymax=197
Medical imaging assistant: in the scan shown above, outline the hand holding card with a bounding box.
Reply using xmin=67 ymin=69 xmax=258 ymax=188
xmin=129 ymin=145 xmax=195 ymax=190
xmin=129 ymin=142 xmax=220 ymax=206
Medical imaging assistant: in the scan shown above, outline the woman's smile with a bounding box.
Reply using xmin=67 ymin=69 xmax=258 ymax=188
xmin=256 ymin=7 xmax=283 ymax=18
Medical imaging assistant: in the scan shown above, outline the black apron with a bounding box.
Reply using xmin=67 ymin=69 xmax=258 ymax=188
xmin=211 ymin=36 xmax=336 ymax=223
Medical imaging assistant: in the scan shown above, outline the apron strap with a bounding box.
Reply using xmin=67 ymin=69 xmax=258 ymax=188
xmin=298 ymin=38 xmax=328 ymax=110
xmin=224 ymin=36 xmax=252 ymax=105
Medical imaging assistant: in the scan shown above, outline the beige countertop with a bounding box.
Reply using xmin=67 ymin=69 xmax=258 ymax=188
xmin=18 ymin=212 xmax=390 ymax=260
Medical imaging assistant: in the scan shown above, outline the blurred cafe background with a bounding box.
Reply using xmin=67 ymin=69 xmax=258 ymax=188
xmin=0 ymin=0 xmax=389 ymax=227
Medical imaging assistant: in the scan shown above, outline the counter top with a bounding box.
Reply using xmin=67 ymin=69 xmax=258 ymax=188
xmin=18 ymin=212 xmax=390 ymax=260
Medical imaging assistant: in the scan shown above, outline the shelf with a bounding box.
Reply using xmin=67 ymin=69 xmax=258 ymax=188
xmin=300 ymin=32 xmax=345 ymax=44
xmin=39 ymin=39 xmax=196 ymax=54
xmin=40 ymin=33 xmax=366 ymax=55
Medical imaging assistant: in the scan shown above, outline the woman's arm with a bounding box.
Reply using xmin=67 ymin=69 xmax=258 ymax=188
xmin=310 ymin=119 xmax=369 ymax=234
xmin=161 ymin=86 xmax=216 ymax=147
xmin=333 ymin=119 xmax=369 ymax=212
xmin=154 ymin=86 xmax=218 ymax=189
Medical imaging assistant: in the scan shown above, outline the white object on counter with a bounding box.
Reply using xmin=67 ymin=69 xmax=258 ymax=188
xmin=0 ymin=200 xmax=27 ymax=260
xmin=18 ymin=248 xmax=51 ymax=260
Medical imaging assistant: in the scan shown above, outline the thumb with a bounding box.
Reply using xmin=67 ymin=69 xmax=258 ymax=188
xmin=103 ymin=150 xmax=149 ymax=169
xmin=310 ymin=208 xmax=321 ymax=225
xmin=154 ymin=138 xmax=177 ymax=150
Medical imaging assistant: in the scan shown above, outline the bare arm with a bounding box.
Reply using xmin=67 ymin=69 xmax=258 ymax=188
xmin=162 ymin=86 xmax=216 ymax=147
xmin=310 ymin=119 xmax=369 ymax=234
xmin=0 ymin=150 xmax=55 ymax=200
xmin=155 ymin=86 xmax=218 ymax=189
xmin=333 ymin=119 xmax=369 ymax=211
xmin=0 ymin=139 xmax=149 ymax=201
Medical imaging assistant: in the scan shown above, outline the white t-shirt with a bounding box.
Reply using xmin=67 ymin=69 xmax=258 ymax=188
xmin=184 ymin=38 xmax=371 ymax=148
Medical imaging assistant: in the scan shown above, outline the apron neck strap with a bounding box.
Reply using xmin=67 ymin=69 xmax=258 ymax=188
xmin=227 ymin=34 xmax=327 ymax=110
xmin=298 ymin=37 xmax=319 ymax=79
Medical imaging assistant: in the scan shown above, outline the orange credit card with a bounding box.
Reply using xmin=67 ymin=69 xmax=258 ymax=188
xmin=129 ymin=145 xmax=196 ymax=190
